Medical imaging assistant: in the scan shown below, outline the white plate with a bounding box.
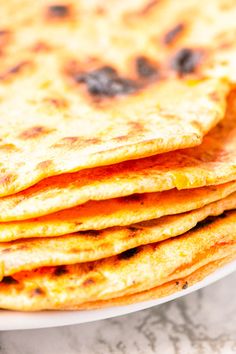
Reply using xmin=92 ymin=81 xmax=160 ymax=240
xmin=1 ymin=260 xmax=236 ymax=331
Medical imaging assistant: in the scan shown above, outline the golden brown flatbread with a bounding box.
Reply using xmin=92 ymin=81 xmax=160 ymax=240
xmin=0 ymin=0 xmax=235 ymax=196
xmin=0 ymin=88 xmax=235 ymax=220
xmin=72 ymin=254 xmax=236 ymax=310
xmin=0 ymin=210 xmax=235 ymax=310
xmin=0 ymin=181 xmax=235 ymax=241
xmin=0 ymin=176 xmax=236 ymax=228
xmin=0 ymin=191 xmax=236 ymax=276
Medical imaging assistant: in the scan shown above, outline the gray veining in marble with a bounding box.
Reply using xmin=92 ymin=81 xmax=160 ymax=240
xmin=0 ymin=272 xmax=235 ymax=354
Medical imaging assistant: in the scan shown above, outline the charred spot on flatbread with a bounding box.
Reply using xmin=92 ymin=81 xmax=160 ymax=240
xmin=135 ymin=56 xmax=159 ymax=79
xmin=182 ymin=281 xmax=188 ymax=290
xmin=0 ymin=61 xmax=30 ymax=81
xmin=74 ymin=66 xmax=139 ymax=97
xmin=54 ymin=265 xmax=68 ymax=276
xmin=119 ymin=247 xmax=139 ymax=260
xmin=32 ymin=287 xmax=45 ymax=296
xmin=170 ymin=48 xmax=202 ymax=74
xmin=46 ymin=4 xmax=71 ymax=19
xmin=1 ymin=276 xmax=18 ymax=285
xmin=163 ymin=24 xmax=184 ymax=45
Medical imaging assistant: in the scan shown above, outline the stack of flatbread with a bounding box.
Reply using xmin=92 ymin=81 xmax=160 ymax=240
xmin=0 ymin=0 xmax=235 ymax=311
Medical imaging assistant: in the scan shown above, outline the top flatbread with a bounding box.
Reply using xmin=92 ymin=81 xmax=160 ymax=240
xmin=0 ymin=88 xmax=235 ymax=220
xmin=0 ymin=0 xmax=234 ymax=196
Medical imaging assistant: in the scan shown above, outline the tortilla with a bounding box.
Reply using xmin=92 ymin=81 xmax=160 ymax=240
xmin=0 ymin=243 xmax=234 ymax=312
xmin=0 ymin=88 xmax=235 ymax=219
xmin=72 ymin=254 xmax=235 ymax=310
xmin=0 ymin=209 xmax=235 ymax=310
xmin=0 ymin=181 xmax=235 ymax=240
xmin=0 ymin=191 xmax=236 ymax=276
xmin=0 ymin=0 xmax=235 ymax=197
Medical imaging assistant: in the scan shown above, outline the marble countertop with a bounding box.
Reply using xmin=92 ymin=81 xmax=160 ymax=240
xmin=1 ymin=272 xmax=236 ymax=354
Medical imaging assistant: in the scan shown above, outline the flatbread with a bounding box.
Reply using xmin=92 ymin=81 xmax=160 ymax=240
xmin=0 ymin=89 xmax=235 ymax=219
xmin=0 ymin=191 xmax=236 ymax=276
xmin=0 ymin=244 xmax=234 ymax=311
xmin=0 ymin=0 xmax=235 ymax=196
xmin=0 ymin=181 xmax=235 ymax=240
xmin=0 ymin=210 xmax=235 ymax=310
xmin=72 ymin=254 xmax=235 ymax=310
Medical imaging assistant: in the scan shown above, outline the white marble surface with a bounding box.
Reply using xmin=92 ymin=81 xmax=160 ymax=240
xmin=0 ymin=272 xmax=236 ymax=354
